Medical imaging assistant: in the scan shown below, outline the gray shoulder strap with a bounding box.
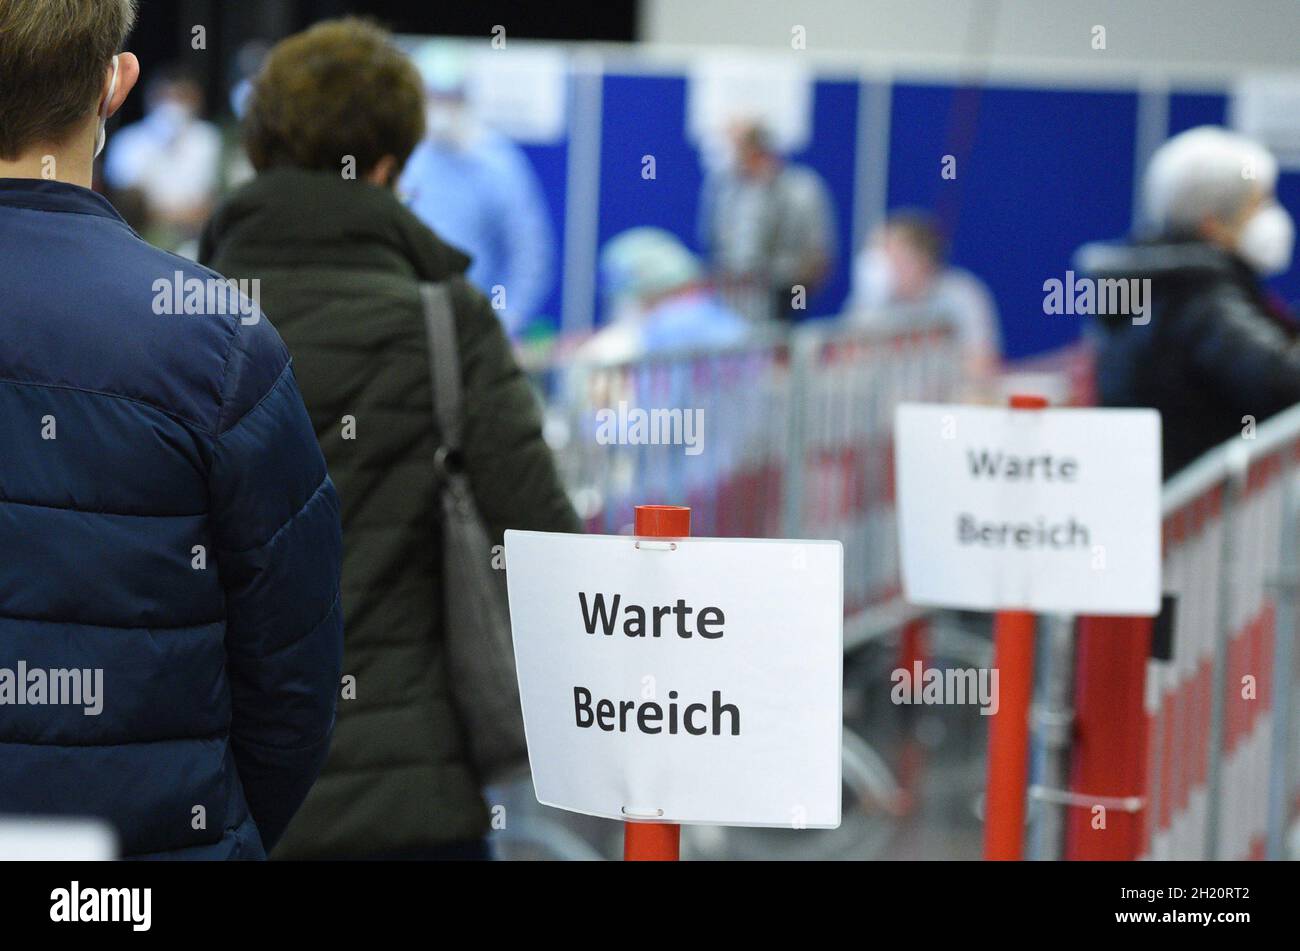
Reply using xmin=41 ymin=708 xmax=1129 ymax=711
xmin=420 ymin=282 xmax=461 ymax=452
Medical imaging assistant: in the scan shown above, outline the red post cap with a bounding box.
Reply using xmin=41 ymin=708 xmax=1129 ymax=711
xmin=634 ymin=504 xmax=691 ymax=538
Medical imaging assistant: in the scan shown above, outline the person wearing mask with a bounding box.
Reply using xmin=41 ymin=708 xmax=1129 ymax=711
xmin=698 ymin=119 xmax=837 ymax=324
xmin=851 ymin=210 xmax=1002 ymax=383
xmin=583 ymin=226 xmax=751 ymax=362
xmin=0 ymin=0 xmax=343 ymax=859
xmin=103 ymin=63 xmax=222 ymax=252
xmin=1077 ymin=126 xmax=1299 ymax=478
xmin=201 ymin=18 xmax=580 ymax=861
xmin=398 ymin=41 xmax=555 ymax=336
xmin=577 ymin=228 xmax=755 ymax=537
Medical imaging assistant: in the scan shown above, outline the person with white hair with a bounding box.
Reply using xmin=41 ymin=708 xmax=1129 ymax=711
xmin=1076 ymin=125 xmax=1299 ymax=477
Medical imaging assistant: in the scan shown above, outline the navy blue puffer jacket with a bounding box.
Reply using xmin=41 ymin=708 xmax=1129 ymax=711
xmin=0 ymin=179 xmax=344 ymax=859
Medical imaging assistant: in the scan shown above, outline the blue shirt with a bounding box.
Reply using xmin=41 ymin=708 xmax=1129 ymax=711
xmin=400 ymin=131 xmax=554 ymax=333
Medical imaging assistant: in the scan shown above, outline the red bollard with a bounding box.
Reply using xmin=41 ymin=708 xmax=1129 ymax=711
xmin=895 ymin=616 xmax=931 ymax=814
xmin=984 ymin=608 xmax=1036 ymax=859
xmin=983 ymin=393 xmax=1047 ymax=860
xmin=1064 ymin=615 xmax=1152 ymax=860
xmin=623 ymin=504 xmax=690 ymax=861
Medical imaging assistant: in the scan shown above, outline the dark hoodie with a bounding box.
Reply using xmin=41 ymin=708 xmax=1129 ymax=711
xmin=1076 ymin=239 xmax=1300 ymax=478
xmin=200 ymin=167 xmax=579 ymax=858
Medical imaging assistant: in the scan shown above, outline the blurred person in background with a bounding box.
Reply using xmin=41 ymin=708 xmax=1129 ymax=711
xmin=851 ymin=210 xmax=1002 ymax=383
xmin=103 ymin=62 xmax=221 ymax=254
xmin=698 ymin=119 xmax=836 ymax=324
xmin=0 ymin=0 xmax=343 ymax=859
xmin=398 ymin=40 xmax=555 ymax=336
xmin=218 ymin=39 xmax=272 ymax=192
xmin=201 ymin=18 xmax=580 ymax=861
xmin=1077 ymin=126 xmax=1299 ymax=478
xmin=582 ymin=226 xmax=750 ymax=362
xmin=579 ymin=228 xmax=756 ymax=524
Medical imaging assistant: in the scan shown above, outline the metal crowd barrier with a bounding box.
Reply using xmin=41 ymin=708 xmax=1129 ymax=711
xmin=531 ymin=317 xmax=960 ymax=641
xmin=1135 ymin=404 xmax=1300 ymax=860
xmin=502 ymin=317 xmax=959 ymax=860
xmin=527 ymin=328 xmax=1300 ymax=861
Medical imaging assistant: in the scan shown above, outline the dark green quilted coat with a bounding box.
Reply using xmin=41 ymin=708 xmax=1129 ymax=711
xmin=200 ymin=168 xmax=578 ymax=858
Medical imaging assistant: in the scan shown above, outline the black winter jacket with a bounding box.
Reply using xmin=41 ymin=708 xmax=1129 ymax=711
xmin=1077 ymin=239 xmax=1300 ymax=478
xmin=201 ymin=168 xmax=579 ymax=858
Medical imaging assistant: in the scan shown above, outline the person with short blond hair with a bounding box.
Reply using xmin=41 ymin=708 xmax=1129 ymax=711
xmin=0 ymin=0 xmax=136 ymax=161
xmin=0 ymin=0 xmax=344 ymax=859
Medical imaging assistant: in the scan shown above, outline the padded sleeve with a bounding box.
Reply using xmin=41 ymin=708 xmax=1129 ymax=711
xmin=1185 ymin=283 xmax=1300 ymax=423
xmin=452 ymin=279 xmax=581 ymax=543
xmin=207 ymin=318 xmax=344 ymax=852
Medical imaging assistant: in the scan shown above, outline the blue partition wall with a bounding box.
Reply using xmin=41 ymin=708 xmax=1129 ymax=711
xmin=1168 ymin=91 xmax=1227 ymax=133
xmin=597 ymin=73 xmax=702 ymax=263
xmin=518 ymin=136 xmax=569 ymax=327
xmin=788 ymin=78 xmax=859 ymax=317
xmin=886 ymin=82 xmax=1139 ymax=359
xmin=517 ymin=63 xmax=1300 ymax=347
xmin=596 ymin=72 xmax=859 ymax=325
xmin=1274 ymin=174 xmax=1300 ymax=308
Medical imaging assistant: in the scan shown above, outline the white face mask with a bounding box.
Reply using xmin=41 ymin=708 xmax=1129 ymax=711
xmin=855 ymin=246 xmax=896 ymax=309
xmin=425 ymin=102 xmax=467 ymax=147
xmin=151 ymin=100 xmax=192 ymax=131
xmin=1237 ymin=202 xmax=1295 ymax=277
xmin=94 ymin=55 xmax=120 ymax=159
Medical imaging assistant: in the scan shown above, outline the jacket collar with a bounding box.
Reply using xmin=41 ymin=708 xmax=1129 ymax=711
xmin=200 ymin=167 xmax=472 ymax=283
xmin=0 ymin=178 xmax=128 ymax=224
xmin=1074 ymin=238 xmax=1251 ymax=283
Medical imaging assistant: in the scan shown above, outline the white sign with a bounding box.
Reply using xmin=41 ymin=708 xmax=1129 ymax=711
xmin=0 ymin=818 xmax=116 ymax=860
xmin=1232 ymin=73 xmax=1300 ymax=171
xmin=687 ymin=53 xmax=814 ymax=167
xmin=398 ymin=38 xmax=569 ymax=144
xmin=505 ymin=531 xmax=843 ymax=828
xmin=894 ymin=403 xmax=1162 ymax=616
xmin=465 ymin=47 xmax=569 ymax=145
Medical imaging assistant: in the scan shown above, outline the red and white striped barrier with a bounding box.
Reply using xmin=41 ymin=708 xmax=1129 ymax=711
xmin=532 ymin=320 xmax=960 ymax=633
xmin=1131 ymin=416 xmax=1300 ymax=860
